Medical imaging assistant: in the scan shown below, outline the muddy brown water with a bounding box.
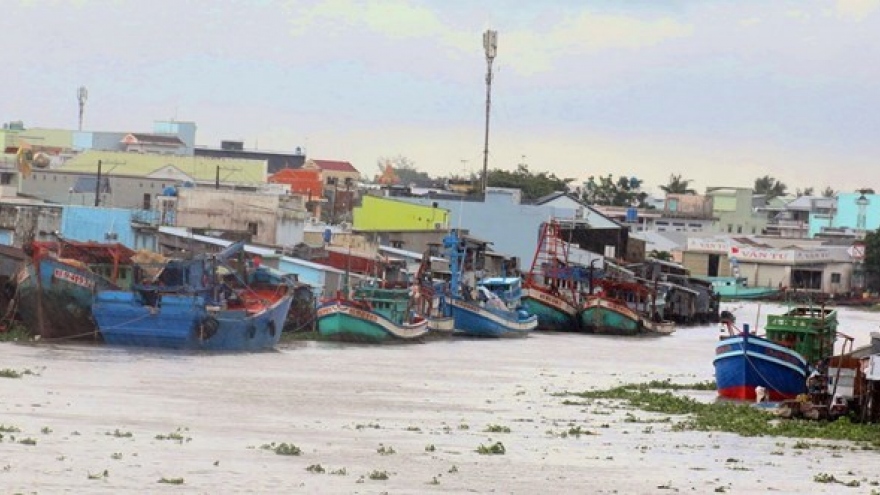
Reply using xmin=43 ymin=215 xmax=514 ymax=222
xmin=1 ymin=302 xmax=878 ymax=494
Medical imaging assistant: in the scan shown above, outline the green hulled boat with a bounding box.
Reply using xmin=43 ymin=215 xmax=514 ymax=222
xmin=316 ymin=284 xmax=429 ymax=343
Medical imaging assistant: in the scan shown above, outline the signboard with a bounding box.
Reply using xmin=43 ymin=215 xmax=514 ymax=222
xmin=728 ymin=246 xmax=833 ymax=264
xmin=847 ymin=243 xmax=866 ymax=260
xmin=687 ymin=238 xmax=729 ymax=252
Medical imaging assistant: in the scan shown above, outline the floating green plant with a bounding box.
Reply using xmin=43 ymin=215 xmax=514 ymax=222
xmin=261 ymin=442 xmax=302 ymax=456
xmin=376 ymin=444 xmax=396 ymax=455
xmin=108 ymin=429 xmax=133 ymax=438
xmin=476 ymin=442 xmax=506 ymax=455
xmin=18 ymin=438 xmax=37 ymax=446
xmin=564 ymin=382 xmax=880 ymax=446
xmin=306 ymin=464 xmax=325 ymax=473
xmin=87 ymin=470 xmax=109 ymax=480
xmin=0 ymin=425 xmax=20 ymax=433
xmin=368 ymin=470 xmax=389 ymax=480
xmin=158 ymin=477 xmax=184 ymax=484
xmin=484 ymin=424 xmax=511 ymax=433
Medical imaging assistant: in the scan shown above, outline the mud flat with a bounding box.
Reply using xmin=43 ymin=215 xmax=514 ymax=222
xmin=1 ymin=302 xmax=878 ymax=493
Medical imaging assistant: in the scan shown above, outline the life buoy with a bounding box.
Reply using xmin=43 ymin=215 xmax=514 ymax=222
xmin=267 ymin=320 xmax=277 ymax=338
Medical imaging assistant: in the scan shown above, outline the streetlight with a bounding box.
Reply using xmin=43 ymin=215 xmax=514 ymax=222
xmin=856 ymin=191 xmax=869 ymax=235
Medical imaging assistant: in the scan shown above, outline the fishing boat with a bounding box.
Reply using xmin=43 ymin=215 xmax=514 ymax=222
xmin=91 ymin=241 xmax=293 ymax=351
xmin=578 ymin=278 xmax=675 ymax=336
xmin=713 ymin=305 xmax=838 ymax=401
xmin=521 ymin=220 xmax=586 ymax=331
xmin=316 ymin=281 xmax=429 ymax=343
xmin=701 ymin=276 xmax=780 ymax=301
xmin=16 ymin=239 xmax=137 ymax=340
xmin=442 ymin=230 xmax=537 ymax=337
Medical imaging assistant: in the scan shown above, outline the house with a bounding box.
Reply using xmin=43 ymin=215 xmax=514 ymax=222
xmin=681 ymin=235 xmax=856 ymax=294
xmin=195 ymin=140 xmax=305 ymax=173
xmin=302 ymin=159 xmax=361 ymax=224
xmin=353 ymin=195 xmax=449 ymax=232
xmin=706 ymin=187 xmax=768 ymax=235
xmin=120 ymin=133 xmax=186 ymax=155
xmin=269 ymin=167 xmax=325 ymax=219
xmin=20 ymin=150 xmax=267 ymax=209
xmin=762 ymin=196 xmax=834 ymax=238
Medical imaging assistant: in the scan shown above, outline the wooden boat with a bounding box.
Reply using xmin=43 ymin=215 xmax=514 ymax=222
xmin=701 ymin=276 xmax=780 ymax=301
xmin=442 ymin=230 xmax=537 ymax=337
xmin=316 ymin=281 xmax=429 ymax=343
xmin=521 ymin=220 xmax=585 ymax=331
xmin=16 ymin=240 xmax=137 ymax=340
xmin=92 ymin=241 xmax=293 ymax=351
xmin=714 ymin=305 xmax=838 ymax=401
xmin=578 ymin=278 xmax=675 ymax=336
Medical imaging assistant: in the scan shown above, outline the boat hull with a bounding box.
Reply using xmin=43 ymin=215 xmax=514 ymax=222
xmin=713 ymin=334 xmax=808 ymax=401
xmin=316 ymin=301 xmax=429 ymax=342
xmin=578 ymin=297 xmax=641 ymax=336
xmin=17 ymin=258 xmax=117 ymax=340
xmin=521 ymin=287 xmax=577 ymax=331
xmin=449 ymin=299 xmax=537 ymax=338
xmin=92 ymin=291 xmax=293 ymax=351
xmin=427 ymin=316 xmax=455 ymax=333
xmin=718 ymin=288 xmax=781 ymax=302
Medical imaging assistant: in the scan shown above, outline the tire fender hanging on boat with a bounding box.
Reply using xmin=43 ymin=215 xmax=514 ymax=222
xmin=199 ymin=316 xmax=220 ymax=341
xmin=247 ymin=323 xmax=257 ymax=339
xmin=267 ymin=319 xmax=276 ymax=337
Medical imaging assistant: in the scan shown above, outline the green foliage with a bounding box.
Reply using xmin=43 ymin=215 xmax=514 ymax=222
xmin=476 ymin=441 xmax=506 ymax=455
xmin=648 ymin=250 xmax=673 ymax=261
xmin=261 ymin=442 xmax=302 ymax=456
xmin=582 ymin=174 xmax=650 ymax=207
xmin=659 ymin=174 xmax=696 ymax=195
xmin=864 ymin=228 xmax=880 ymax=291
xmin=306 ymin=464 xmax=325 ymax=473
xmin=484 ymin=424 xmax=511 ymax=433
xmin=565 ymin=382 xmax=880 ymax=445
xmin=369 ymin=470 xmax=390 ymax=480
xmin=487 ymin=164 xmax=573 ymax=201
xmin=376 ymin=444 xmax=396 ymax=455
xmin=376 ymin=155 xmax=434 ymax=185
xmin=0 ymin=322 xmax=32 ymax=342
xmin=753 ymin=175 xmax=787 ymax=200
xmin=158 ymin=477 xmax=184 ymax=484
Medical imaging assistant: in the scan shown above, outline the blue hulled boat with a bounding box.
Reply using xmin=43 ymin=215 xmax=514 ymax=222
xmin=92 ymin=241 xmax=293 ymax=351
xmin=713 ymin=306 xmax=837 ymax=401
xmin=442 ymin=230 xmax=537 ymax=337
xmin=17 ymin=240 xmax=137 ymax=340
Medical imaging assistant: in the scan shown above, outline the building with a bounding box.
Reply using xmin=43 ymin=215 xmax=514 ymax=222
xmin=269 ymin=168 xmax=325 ymax=219
xmin=353 ymin=195 xmax=449 ymax=232
xmin=681 ymin=236 xmax=857 ymax=294
xmin=706 ymin=186 xmax=768 ymax=235
xmin=19 ymin=150 xmax=268 ymax=209
xmin=169 ymin=188 xmax=309 ymax=248
xmin=195 ymin=140 xmax=305 ymax=173
xmin=763 ymin=196 xmax=834 ymax=238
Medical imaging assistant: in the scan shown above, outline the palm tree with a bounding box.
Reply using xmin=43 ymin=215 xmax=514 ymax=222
xmin=659 ymin=174 xmax=696 ymax=195
xmin=753 ymin=175 xmax=787 ymax=200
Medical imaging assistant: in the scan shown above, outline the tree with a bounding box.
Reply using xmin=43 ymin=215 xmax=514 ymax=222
xmin=486 ymin=164 xmax=573 ymax=201
xmin=753 ymin=175 xmax=787 ymax=200
xmin=863 ymin=228 xmax=880 ymax=291
xmin=659 ymin=174 xmax=696 ymax=195
xmin=375 ymin=155 xmax=432 ymax=185
xmin=795 ymin=187 xmax=815 ymax=197
xmin=581 ymin=174 xmax=651 ymax=208
xmin=821 ymin=186 xmax=836 ymax=198
xmin=648 ymin=250 xmax=673 ymax=261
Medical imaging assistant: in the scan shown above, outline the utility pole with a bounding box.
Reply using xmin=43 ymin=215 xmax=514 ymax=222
xmin=481 ymin=29 xmax=497 ymax=197
xmin=77 ymin=86 xmax=88 ymax=131
xmin=94 ymin=159 xmax=125 ymax=207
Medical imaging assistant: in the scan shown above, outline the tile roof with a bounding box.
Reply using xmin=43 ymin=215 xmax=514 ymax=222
xmin=310 ymin=159 xmax=359 ymax=173
xmin=61 ymin=150 xmax=267 ymax=184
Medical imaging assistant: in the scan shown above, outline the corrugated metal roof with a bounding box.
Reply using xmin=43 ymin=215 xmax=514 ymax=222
xmin=62 ymin=150 xmax=266 ymax=183
xmin=16 ymin=128 xmax=74 ymax=149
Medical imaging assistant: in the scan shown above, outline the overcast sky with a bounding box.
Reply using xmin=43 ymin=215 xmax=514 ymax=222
xmin=3 ymin=0 xmax=879 ymax=194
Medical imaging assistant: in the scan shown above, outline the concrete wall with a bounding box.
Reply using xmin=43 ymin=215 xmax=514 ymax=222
xmin=354 ymin=195 xmax=449 ymax=231
xmin=19 ymin=170 xmax=180 ymax=209
xmin=0 ymin=203 xmax=62 ymax=246
xmin=59 ymin=205 xmax=156 ymax=250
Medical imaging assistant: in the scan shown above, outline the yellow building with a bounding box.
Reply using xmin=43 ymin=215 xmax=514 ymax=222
xmin=353 ymin=195 xmax=449 ymax=231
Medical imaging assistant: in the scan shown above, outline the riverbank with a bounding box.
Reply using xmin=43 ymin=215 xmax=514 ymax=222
xmin=1 ymin=302 xmax=878 ymax=493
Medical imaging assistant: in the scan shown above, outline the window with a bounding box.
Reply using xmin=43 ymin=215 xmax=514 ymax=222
xmin=831 ymin=273 xmax=841 ymax=283
xmin=0 ymin=173 xmax=12 ymax=185
xmin=737 ymin=226 xmax=742 ymax=234
xmin=727 ymin=224 xmax=733 ymax=233
xmin=247 ymin=222 xmax=258 ymax=236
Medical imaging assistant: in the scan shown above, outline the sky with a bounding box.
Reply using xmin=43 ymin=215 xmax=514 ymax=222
xmin=3 ymin=0 xmax=879 ymax=195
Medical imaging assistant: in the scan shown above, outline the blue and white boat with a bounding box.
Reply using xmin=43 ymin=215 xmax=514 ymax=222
xmin=713 ymin=306 xmax=837 ymax=401
xmin=92 ymin=241 xmax=294 ymax=351
xmin=442 ymin=230 xmax=537 ymax=337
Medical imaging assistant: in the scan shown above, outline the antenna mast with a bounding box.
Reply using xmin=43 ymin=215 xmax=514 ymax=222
xmin=481 ymin=29 xmax=497 ymax=197
xmin=77 ymin=86 xmax=88 ymax=131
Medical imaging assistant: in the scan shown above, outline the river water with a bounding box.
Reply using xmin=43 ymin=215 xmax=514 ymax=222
xmin=1 ymin=302 xmax=878 ymax=494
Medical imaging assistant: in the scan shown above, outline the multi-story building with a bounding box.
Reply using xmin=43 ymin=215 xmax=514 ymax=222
xmin=706 ymin=186 xmax=768 ymax=235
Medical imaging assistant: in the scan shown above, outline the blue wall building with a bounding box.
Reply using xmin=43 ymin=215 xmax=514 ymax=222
xmin=61 ymin=206 xmax=156 ymax=250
